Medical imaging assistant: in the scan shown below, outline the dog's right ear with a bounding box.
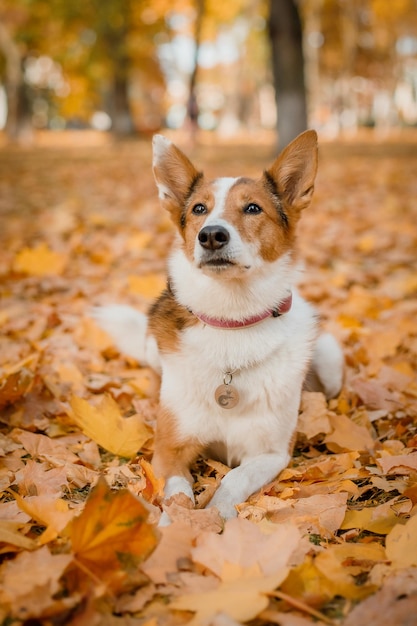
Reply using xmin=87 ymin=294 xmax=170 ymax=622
xmin=152 ymin=135 xmax=203 ymax=226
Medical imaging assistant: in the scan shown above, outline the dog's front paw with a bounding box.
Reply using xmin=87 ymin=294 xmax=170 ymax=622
xmin=208 ymin=491 xmax=238 ymax=520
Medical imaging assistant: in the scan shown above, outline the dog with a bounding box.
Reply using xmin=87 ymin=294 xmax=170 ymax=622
xmin=93 ymin=130 xmax=344 ymax=520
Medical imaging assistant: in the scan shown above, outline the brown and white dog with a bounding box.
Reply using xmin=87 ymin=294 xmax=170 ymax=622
xmin=94 ymin=131 xmax=344 ymax=520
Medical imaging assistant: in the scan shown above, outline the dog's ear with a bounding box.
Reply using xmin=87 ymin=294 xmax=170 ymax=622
xmin=264 ymin=130 xmax=318 ymax=212
xmin=152 ymin=135 xmax=202 ymax=224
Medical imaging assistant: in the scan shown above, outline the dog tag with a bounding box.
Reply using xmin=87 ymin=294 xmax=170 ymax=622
xmin=215 ymin=383 xmax=239 ymax=409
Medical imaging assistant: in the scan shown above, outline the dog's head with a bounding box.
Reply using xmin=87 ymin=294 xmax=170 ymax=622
xmin=152 ymin=131 xmax=318 ymax=280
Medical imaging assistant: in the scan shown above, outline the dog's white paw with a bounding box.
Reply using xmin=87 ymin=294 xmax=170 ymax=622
xmin=208 ymin=490 xmax=238 ymax=520
xmin=158 ymin=511 xmax=172 ymax=527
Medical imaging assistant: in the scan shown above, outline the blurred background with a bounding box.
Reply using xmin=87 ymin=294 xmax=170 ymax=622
xmin=1 ymin=0 xmax=417 ymax=147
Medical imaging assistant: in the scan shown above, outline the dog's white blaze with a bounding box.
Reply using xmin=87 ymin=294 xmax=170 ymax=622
xmin=204 ymin=177 xmax=238 ymax=225
xmin=194 ymin=176 xmax=257 ymax=269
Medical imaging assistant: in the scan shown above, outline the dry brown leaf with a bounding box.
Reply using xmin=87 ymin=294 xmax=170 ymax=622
xmin=12 ymin=429 xmax=80 ymax=466
xmin=0 ymin=520 xmax=37 ymax=551
xmin=192 ymin=517 xmax=300 ymax=578
xmin=14 ymin=459 xmax=68 ymax=496
xmin=141 ymin=521 xmax=196 ymax=584
xmin=324 ymin=413 xmax=375 ymax=453
xmin=264 ymin=492 xmax=348 ymax=537
xmin=0 ymin=546 xmax=72 ymax=618
xmin=297 ymin=392 xmax=332 ymax=439
xmin=171 ymin=564 xmax=288 ymax=626
xmin=343 ymin=567 xmax=417 ymax=626
xmin=12 ymin=492 xmax=75 ymax=544
xmin=162 ymin=498 xmax=224 ymax=533
xmin=0 ymin=368 xmax=35 ymax=408
xmin=376 ymin=452 xmax=417 ymax=475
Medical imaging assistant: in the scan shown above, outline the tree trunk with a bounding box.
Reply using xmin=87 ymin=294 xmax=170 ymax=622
xmin=184 ymin=0 xmax=205 ymax=143
xmin=104 ymin=2 xmax=135 ymax=136
xmin=110 ymin=72 xmax=134 ymax=135
xmin=0 ymin=22 xmax=28 ymax=139
xmin=268 ymin=0 xmax=307 ymax=150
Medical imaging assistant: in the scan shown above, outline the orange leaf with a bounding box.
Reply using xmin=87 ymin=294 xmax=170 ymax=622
xmin=70 ymin=477 xmax=158 ymax=582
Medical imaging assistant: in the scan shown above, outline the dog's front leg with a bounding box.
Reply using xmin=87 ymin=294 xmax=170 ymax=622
xmin=208 ymin=452 xmax=291 ymax=519
xmin=152 ymin=408 xmax=203 ymax=524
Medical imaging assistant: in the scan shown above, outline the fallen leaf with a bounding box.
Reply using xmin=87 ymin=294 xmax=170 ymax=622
xmin=376 ymin=452 xmax=417 ymax=475
xmin=13 ymin=242 xmax=67 ymax=276
xmin=0 ymin=545 xmax=72 ymax=618
xmin=324 ymin=413 xmax=375 ymax=453
xmin=69 ymin=395 xmax=151 ymax=457
xmin=0 ymin=368 xmax=34 ymax=408
xmin=12 ymin=492 xmax=75 ymax=544
xmin=171 ymin=564 xmax=287 ymax=626
xmin=314 ymin=542 xmax=385 ymax=600
xmin=297 ymin=392 xmax=332 ymax=439
xmin=141 ymin=521 xmax=196 ymax=584
xmin=12 ymin=429 xmax=80 ymax=466
xmin=385 ymin=514 xmax=417 ymax=568
xmin=14 ymin=459 xmax=68 ymax=496
xmin=266 ymin=493 xmax=348 ymax=538
xmin=341 ymin=498 xmax=407 ymax=535
xmin=70 ymin=477 xmax=158 ymax=584
xmin=343 ymin=567 xmax=417 ymax=626
xmin=192 ymin=517 xmax=300 ymax=578
xmin=0 ymin=520 xmax=37 ymax=551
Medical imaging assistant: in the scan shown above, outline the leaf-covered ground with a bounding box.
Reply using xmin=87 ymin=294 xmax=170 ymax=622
xmin=0 ymin=130 xmax=416 ymax=626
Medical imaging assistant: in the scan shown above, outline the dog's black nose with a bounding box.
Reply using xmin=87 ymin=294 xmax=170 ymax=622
xmin=198 ymin=225 xmax=230 ymax=250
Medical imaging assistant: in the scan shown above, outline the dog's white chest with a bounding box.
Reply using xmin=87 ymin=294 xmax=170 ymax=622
xmin=158 ymin=297 xmax=316 ymax=465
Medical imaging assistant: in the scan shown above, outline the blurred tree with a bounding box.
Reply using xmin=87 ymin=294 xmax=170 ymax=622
xmin=0 ymin=20 xmax=23 ymax=138
xmin=268 ymin=0 xmax=307 ymax=149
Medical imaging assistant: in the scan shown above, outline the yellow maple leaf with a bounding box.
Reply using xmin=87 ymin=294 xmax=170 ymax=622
xmin=70 ymin=477 xmax=158 ymax=583
xmin=13 ymin=242 xmax=66 ymax=276
xmin=69 ymin=395 xmax=151 ymax=458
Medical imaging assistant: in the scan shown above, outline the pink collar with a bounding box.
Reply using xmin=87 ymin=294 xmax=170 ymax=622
xmin=193 ymin=293 xmax=292 ymax=329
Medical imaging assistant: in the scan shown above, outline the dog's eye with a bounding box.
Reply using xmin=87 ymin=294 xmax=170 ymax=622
xmin=244 ymin=203 xmax=262 ymax=215
xmin=192 ymin=203 xmax=207 ymax=215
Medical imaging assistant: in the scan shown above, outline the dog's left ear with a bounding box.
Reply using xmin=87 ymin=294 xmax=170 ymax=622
xmin=152 ymin=135 xmax=202 ymax=224
xmin=264 ymin=130 xmax=318 ymax=212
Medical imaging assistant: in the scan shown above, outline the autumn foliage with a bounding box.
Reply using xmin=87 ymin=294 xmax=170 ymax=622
xmin=0 ymin=131 xmax=417 ymax=625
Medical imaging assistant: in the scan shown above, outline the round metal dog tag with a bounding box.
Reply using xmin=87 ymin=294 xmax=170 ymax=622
xmin=215 ymin=383 xmax=239 ymax=409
